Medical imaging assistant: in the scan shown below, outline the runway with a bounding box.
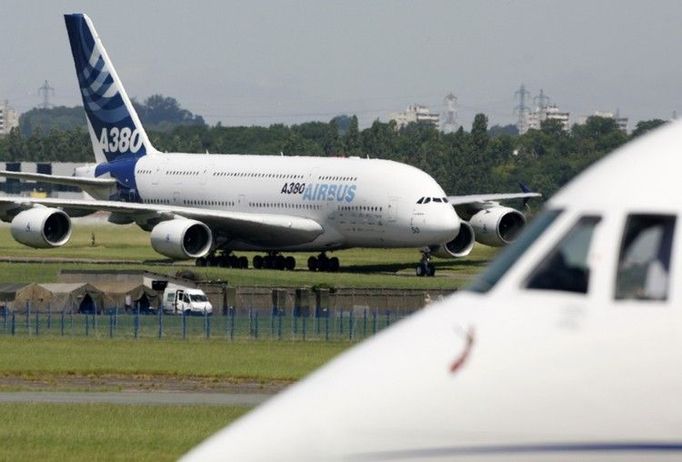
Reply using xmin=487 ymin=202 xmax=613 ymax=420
xmin=0 ymin=391 xmax=271 ymax=406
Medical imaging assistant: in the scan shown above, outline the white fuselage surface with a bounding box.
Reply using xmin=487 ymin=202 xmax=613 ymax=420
xmin=133 ymin=153 xmax=459 ymax=251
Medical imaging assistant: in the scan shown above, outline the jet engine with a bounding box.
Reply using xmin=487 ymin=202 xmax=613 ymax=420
xmin=432 ymin=221 xmax=475 ymax=258
xmin=469 ymin=206 xmax=525 ymax=247
xmin=150 ymin=219 xmax=212 ymax=259
xmin=10 ymin=207 xmax=72 ymax=248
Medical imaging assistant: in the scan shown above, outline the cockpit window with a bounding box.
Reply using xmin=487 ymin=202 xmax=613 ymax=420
xmin=467 ymin=209 xmax=562 ymax=293
xmin=424 ymin=197 xmax=431 ymax=204
xmin=442 ymin=197 xmax=448 ymax=203
xmin=526 ymin=216 xmax=601 ymax=294
xmin=433 ymin=197 xmax=442 ymax=203
xmin=615 ymin=214 xmax=675 ymax=301
xmin=416 ymin=197 xmax=424 ymax=204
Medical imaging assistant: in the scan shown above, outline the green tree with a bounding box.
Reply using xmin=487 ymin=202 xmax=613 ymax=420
xmin=133 ymin=94 xmax=205 ymax=131
xmin=344 ymin=115 xmax=362 ymax=156
xmin=630 ymin=119 xmax=667 ymax=139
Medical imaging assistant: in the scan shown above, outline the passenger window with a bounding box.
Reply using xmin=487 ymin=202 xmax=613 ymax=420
xmin=615 ymin=214 xmax=675 ymax=301
xmin=526 ymin=216 xmax=601 ymax=294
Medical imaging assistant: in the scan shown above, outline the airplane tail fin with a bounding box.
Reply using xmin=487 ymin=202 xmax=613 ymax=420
xmin=64 ymin=13 xmax=155 ymax=164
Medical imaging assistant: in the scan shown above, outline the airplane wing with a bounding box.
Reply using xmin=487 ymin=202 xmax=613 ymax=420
xmin=0 ymin=197 xmax=324 ymax=246
xmin=0 ymin=170 xmax=116 ymax=188
xmin=447 ymin=192 xmax=541 ymax=206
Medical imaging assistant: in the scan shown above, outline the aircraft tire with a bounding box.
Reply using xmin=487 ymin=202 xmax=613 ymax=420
xmin=308 ymin=256 xmax=318 ymax=271
xmin=285 ymin=256 xmax=296 ymax=270
xmin=238 ymin=256 xmax=249 ymax=269
xmin=275 ymin=255 xmax=286 ymax=270
xmin=428 ymin=263 xmax=436 ymax=277
xmin=253 ymin=255 xmax=263 ymax=269
xmin=318 ymin=257 xmax=329 ymax=272
xmin=229 ymin=255 xmax=239 ymax=268
xmin=329 ymin=257 xmax=340 ymax=272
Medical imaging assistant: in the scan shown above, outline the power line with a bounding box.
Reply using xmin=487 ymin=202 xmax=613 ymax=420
xmin=514 ymin=83 xmax=531 ymax=134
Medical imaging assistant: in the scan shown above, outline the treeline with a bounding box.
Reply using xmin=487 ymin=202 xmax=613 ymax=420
xmin=0 ymin=106 xmax=667 ymax=200
xmin=18 ymin=95 xmax=205 ymax=137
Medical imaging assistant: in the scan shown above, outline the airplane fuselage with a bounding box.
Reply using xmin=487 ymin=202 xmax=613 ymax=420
xmin=119 ymin=153 xmax=460 ymax=252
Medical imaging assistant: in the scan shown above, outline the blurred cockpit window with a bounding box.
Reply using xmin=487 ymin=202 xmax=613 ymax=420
xmin=526 ymin=216 xmax=602 ymax=294
xmin=615 ymin=215 xmax=676 ymax=301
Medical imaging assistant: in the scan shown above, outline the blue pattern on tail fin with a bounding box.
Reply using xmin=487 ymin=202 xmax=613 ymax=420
xmin=64 ymin=14 xmax=151 ymax=163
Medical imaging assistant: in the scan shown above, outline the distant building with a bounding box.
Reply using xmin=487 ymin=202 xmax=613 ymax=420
xmin=0 ymin=100 xmax=19 ymax=136
xmin=578 ymin=111 xmax=629 ymax=134
xmin=526 ymin=105 xmax=570 ymax=133
xmin=390 ymin=104 xmax=440 ymax=130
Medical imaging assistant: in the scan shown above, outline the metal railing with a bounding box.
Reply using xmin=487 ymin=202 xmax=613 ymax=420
xmin=0 ymin=306 xmax=408 ymax=342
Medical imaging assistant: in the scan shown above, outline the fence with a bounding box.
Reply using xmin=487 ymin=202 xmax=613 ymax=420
xmin=0 ymin=306 xmax=409 ymax=342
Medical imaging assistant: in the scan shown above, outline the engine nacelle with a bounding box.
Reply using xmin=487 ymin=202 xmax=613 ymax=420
xmin=10 ymin=207 xmax=72 ymax=248
xmin=432 ymin=221 xmax=475 ymax=258
xmin=150 ymin=219 xmax=212 ymax=259
xmin=469 ymin=206 xmax=526 ymax=247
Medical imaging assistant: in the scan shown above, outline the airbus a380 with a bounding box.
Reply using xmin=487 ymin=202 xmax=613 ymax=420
xmin=0 ymin=14 xmax=538 ymax=275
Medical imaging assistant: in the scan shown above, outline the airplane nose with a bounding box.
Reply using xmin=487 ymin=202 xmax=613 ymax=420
xmin=427 ymin=205 xmax=460 ymax=242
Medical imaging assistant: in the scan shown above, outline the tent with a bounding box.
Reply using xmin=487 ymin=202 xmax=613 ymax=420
xmin=38 ymin=283 xmax=109 ymax=314
xmin=11 ymin=283 xmax=56 ymax=312
xmin=0 ymin=283 xmax=54 ymax=313
xmin=92 ymin=282 xmax=160 ymax=312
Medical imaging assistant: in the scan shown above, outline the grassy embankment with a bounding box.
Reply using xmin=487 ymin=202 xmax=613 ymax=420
xmin=0 ymin=337 xmax=348 ymax=385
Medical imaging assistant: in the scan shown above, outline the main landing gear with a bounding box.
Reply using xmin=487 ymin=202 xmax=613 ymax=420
xmin=196 ymin=251 xmax=341 ymax=272
xmin=252 ymin=252 xmax=296 ymax=271
xmin=308 ymin=253 xmax=340 ymax=272
xmin=195 ymin=251 xmax=248 ymax=268
xmin=416 ymin=251 xmax=436 ymax=277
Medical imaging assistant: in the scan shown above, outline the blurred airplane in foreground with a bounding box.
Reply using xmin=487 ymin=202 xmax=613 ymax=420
xmin=184 ymin=120 xmax=682 ymax=461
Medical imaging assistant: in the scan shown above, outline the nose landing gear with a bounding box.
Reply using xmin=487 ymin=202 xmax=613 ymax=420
xmin=416 ymin=251 xmax=436 ymax=277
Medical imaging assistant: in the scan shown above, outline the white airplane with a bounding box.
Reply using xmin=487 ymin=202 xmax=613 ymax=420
xmin=183 ymin=121 xmax=682 ymax=460
xmin=0 ymin=14 xmax=538 ymax=276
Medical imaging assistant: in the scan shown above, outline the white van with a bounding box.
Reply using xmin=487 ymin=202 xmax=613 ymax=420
xmin=162 ymin=288 xmax=213 ymax=315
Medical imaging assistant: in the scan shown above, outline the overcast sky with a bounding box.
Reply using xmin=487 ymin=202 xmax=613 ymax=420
xmin=1 ymin=0 xmax=681 ymax=129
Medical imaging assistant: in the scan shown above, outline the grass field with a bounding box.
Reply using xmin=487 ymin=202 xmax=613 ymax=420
xmin=0 ymin=337 xmax=348 ymax=383
xmin=0 ymin=220 xmax=497 ymax=288
xmin=0 ymin=338 xmax=350 ymax=459
xmin=0 ymin=403 xmax=248 ymax=461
